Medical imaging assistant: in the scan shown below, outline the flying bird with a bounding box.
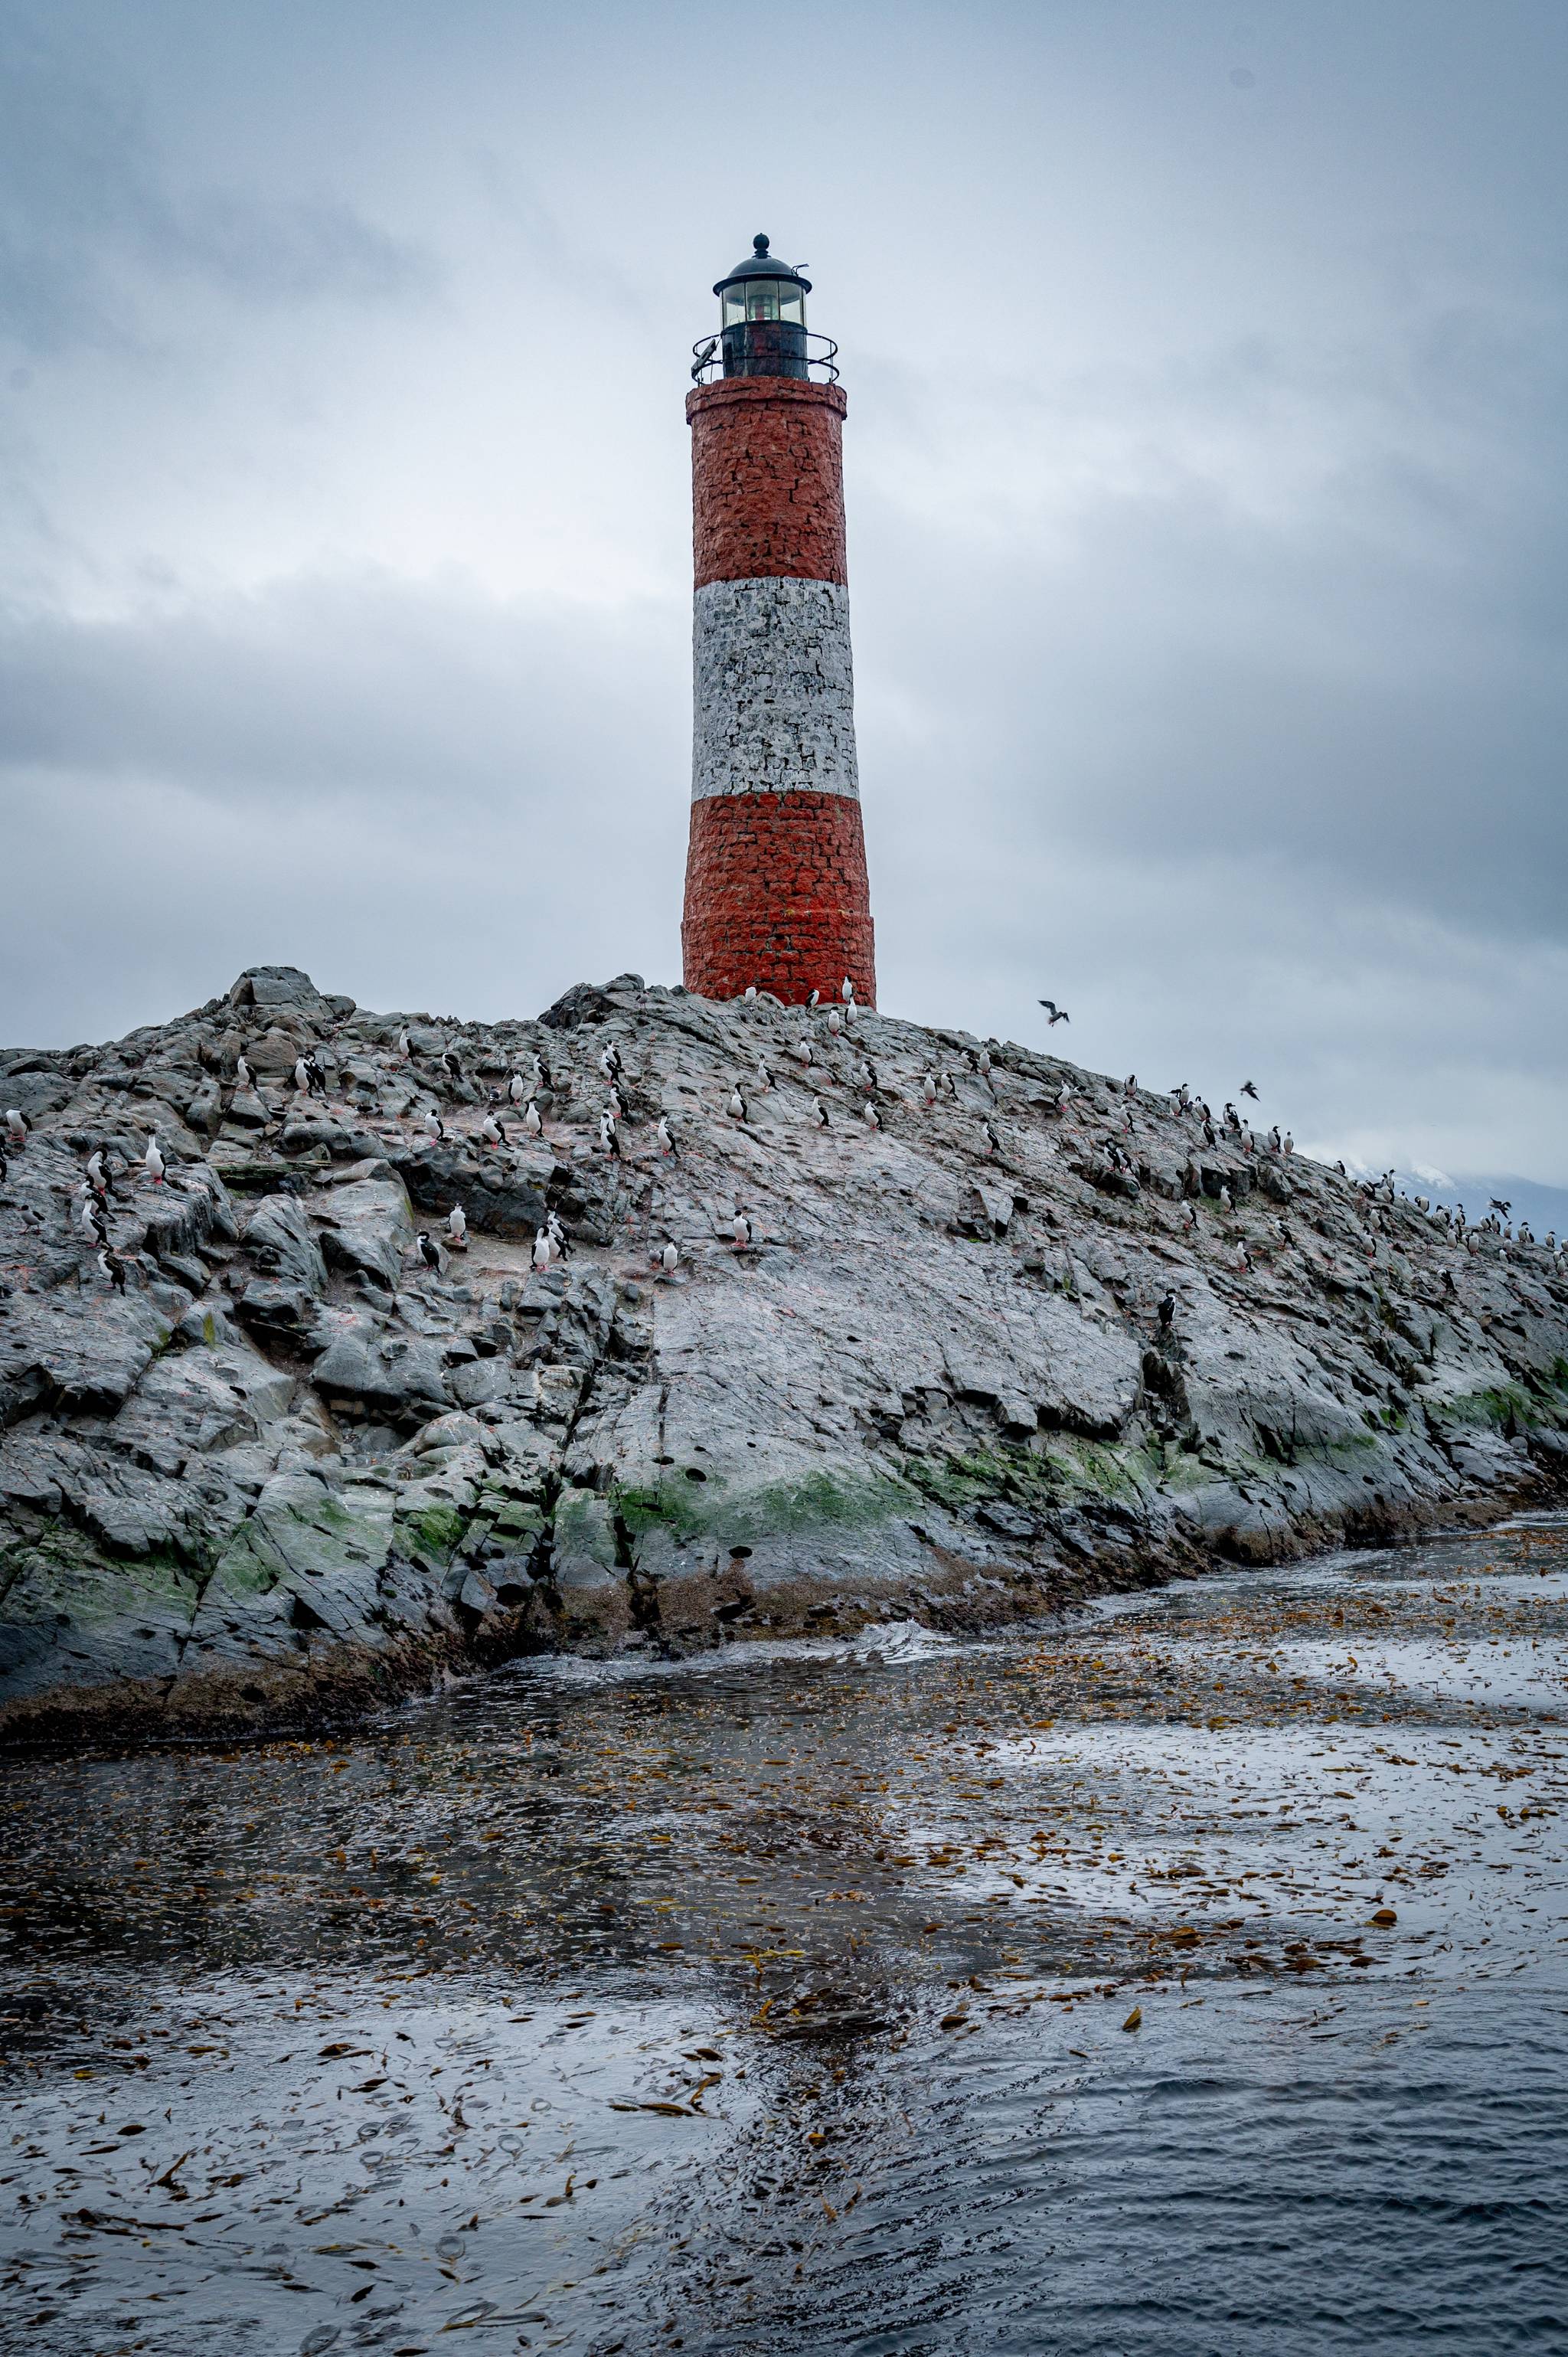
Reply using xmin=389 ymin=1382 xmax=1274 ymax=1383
xmin=1038 ymin=1001 xmax=1070 ymax=1025
xmin=1240 ymin=1080 xmax=1259 ymax=1101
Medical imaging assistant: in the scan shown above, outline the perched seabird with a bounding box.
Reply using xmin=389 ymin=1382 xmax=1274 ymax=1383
xmin=981 ymin=1120 xmax=1001 ymax=1158
xmin=863 ymin=1100 xmax=881 ymax=1129
xmin=807 ymin=989 xmax=821 ymax=1010
xmin=728 ymin=1086 xmax=750 ymax=1123
xmin=396 ymin=1029 xmax=412 ymax=1061
xmin=80 ymin=1195 xmax=109 ymax=1245
xmin=1240 ymin=1080 xmax=1259 ymax=1101
xmin=97 ymin=1247 xmax=128 ymax=1293
xmin=533 ymin=1230 xmax=552 ymax=1273
xmin=599 ymin=1113 xmax=621 ymax=1159
xmin=522 ymin=1100 xmax=543 ymax=1136
xmin=547 ymin=1210 xmax=570 ymax=1259
xmin=142 ymin=1135 xmax=165 ymax=1186
xmin=5 ymin=1108 xmax=28 ymax=1148
xmin=920 ymin=1072 xmax=938 ymax=1107
xmin=605 ymin=1084 xmax=625 ymax=1120
xmin=1037 ymin=1000 xmax=1070 ymax=1025
xmin=415 ymin=1230 xmax=443 ymax=1272
xmin=599 ymin=1044 xmax=622 ymax=1082
xmin=755 ymin=1059 xmax=774 ymax=1091
xmin=812 ymin=1097 xmax=830 ymax=1127
xmin=306 ymin=1054 xmax=328 ymax=1097
xmin=1219 ymin=1185 xmax=1233 ymax=1211
xmin=1180 ymin=1201 xmax=1198 ymax=1231
xmin=743 ymin=986 xmax=758 ymax=1005
xmin=841 ymin=976 xmax=854 ymax=1003
xmin=236 ymin=1054 xmax=255 ymax=1090
xmin=292 ymin=1058 xmax=312 ymax=1095
xmin=479 ymin=1112 xmax=505 ymax=1149
xmin=1124 ymin=1074 xmax=1136 ymax=1095
xmin=447 ymin=1205 xmax=468 ymax=1249
xmin=440 ymin=1049 xmax=465 ymax=1085
xmin=660 ymin=1239 xmax=680 ymax=1274
xmin=793 ymin=1038 xmax=813 ymax=1067
xmin=1158 ymin=1293 xmax=1176 ymax=1327
xmin=976 ymin=1048 xmax=991 ymax=1077
xmin=85 ymin=1148 xmax=106 ymax=1194
xmin=508 ymin=1072 xmax=528 ymax=1106
xmin=424 ymin=1112 xmax=447 ymax=1145
xmin=828 ymin=1008 xmax=842 ymax=1037
xmin=732 ymin=1211 xmax=753 ymax=1250
xmin=656 ymin=1114 xmax=676 ymax=1157
xmin=1283 ymin=1132 xmax=1295 ymax=1156
xmin=858 ymin=1059 xmax=879 ymax=1094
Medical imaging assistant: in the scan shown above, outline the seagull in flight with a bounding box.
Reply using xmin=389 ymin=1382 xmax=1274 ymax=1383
xmin=1240 ymin=1080 xmax=1259 ymax=1101
xmin=1037 ymin=1000 xmax=1070 ymax=1025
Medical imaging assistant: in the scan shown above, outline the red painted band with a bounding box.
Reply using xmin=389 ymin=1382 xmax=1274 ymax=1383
xmin=681 ymin=790 xmax=875 ymax=1007
xmin=688 ymin=379 xmax=848 ymax=589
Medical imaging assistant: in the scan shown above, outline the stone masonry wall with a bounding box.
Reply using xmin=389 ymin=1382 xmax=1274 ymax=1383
xmin=688 ymin=378 xmax=848 ymax=587
xmin=691 ymin=578 xmax=858 ymax=803
xmin=681 ymin=789 xmax=876 ymax=1005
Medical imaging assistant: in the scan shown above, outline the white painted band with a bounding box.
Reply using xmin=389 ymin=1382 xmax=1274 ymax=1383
xmin=691 ymin=577 xmax=859 ymax=803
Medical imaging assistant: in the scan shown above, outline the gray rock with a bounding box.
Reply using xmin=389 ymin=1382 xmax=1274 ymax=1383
xmin=2 ymin=963 xmax=1564 ymax=1743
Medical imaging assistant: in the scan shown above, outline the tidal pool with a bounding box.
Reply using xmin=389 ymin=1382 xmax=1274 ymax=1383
xmin=3 ymin=1515 xmax=1566 ymax=2353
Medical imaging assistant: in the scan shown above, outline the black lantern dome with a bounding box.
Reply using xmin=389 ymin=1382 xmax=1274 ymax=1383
xmin=713 ymin=234 xmax=811 ymax=380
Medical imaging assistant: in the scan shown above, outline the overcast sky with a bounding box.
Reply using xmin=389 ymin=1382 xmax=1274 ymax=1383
xmin=2 ymin=0 xmax=1565 ymax=1183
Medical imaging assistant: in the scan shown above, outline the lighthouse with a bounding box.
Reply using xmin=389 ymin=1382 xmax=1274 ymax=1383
xmin=681 ymin=235 xmax=876 ymax=1007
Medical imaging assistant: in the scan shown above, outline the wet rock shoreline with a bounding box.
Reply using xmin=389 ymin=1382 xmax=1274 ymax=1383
xmin=3 ymin=963 xmax=1565 ymax=1750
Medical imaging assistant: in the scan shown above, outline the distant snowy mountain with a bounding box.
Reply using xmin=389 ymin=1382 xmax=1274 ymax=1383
xmin=1392 ymin=1169 xmax=1568 ymax=1239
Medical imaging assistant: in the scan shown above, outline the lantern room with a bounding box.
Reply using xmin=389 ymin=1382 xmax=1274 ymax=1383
xmin=714 ymin=234 xmax=812 ymax=379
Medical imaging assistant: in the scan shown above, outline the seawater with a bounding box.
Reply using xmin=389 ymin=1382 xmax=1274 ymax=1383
xmin=3 ymin=1516 xmax=1565 ymax=2354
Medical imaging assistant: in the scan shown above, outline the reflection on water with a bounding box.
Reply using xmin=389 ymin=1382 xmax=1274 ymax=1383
xmin=3 ymin=1517 xmax=1566 ymax=2352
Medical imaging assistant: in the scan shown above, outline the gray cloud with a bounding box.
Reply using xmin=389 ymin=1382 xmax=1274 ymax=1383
xmin=0 ymin=28 xmax=436 ymax=355
xmin=1 ymin=0 xmax=1565 ymax=1186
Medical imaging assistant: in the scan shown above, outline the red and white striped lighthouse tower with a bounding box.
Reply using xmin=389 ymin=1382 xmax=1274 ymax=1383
xmin=681 ymin=235 xmax=875 ymax=1007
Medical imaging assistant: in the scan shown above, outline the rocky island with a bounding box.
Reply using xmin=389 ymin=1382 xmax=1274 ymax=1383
xmin=2 ymin=963 xmax=1564 ymax=1747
